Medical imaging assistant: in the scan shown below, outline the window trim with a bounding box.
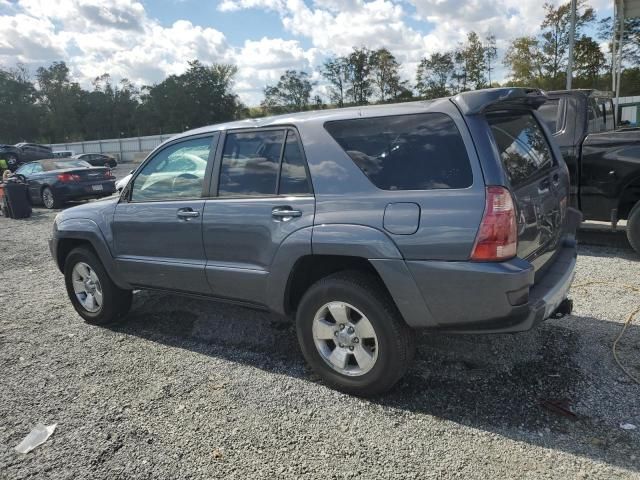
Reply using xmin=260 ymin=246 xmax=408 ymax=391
xmin=210 ymin=125 xmax=314 ymax=199
xmin=323 ymin=112 xmax=474 ymax=192
xmin=122 ymin=132 xmax=218 ymax=204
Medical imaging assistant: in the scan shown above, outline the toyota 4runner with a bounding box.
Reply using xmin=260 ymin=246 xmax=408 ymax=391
xmin=50 ymin=88 xmax=581 ymax=395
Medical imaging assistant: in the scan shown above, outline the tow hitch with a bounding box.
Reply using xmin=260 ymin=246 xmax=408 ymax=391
xmin=551 ymin=298 xmax=573 ymax=319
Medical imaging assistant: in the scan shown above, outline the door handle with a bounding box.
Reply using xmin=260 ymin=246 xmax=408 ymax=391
xmin=177 ymin=208 xmax=200 ymax=220
xmin=272 ymin=207 xmax=302 ymax=220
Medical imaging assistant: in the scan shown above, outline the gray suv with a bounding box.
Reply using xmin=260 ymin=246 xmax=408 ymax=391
xmin=50 ymin=88 xmax=581 ymax=395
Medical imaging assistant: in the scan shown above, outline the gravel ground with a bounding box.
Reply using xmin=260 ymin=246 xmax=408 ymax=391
xmin=0 ymin=194 xmax=639 ymax=479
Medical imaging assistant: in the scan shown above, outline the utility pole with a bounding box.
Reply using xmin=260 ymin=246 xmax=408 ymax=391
xmin=566 ymin=0 xmax=577 ymax=90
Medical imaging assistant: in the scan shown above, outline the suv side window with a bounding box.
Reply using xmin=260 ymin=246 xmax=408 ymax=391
xmin=324 ymin=113 xmax=473 ymax=190
xmin=279 ymin=130 xmax=311 ymax=195
xmin=218 ymin=130 xmax=283 ymax=196
xmin=130 ymin=136 xmax=213 ymax=202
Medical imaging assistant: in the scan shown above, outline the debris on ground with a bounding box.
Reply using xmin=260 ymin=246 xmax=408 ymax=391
xmin=540 ymin=399 xmax=578 ymax=421
xmin=14 ymin=423 xmax=57 ymax=454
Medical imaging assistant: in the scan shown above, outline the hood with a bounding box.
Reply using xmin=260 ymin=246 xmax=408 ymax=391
xmin=56 ymin=196 xmax=119 ymax=226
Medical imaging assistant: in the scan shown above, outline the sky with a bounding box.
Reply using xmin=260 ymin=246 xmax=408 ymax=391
xmin=0 ymin=0 xmax=615 ymax=105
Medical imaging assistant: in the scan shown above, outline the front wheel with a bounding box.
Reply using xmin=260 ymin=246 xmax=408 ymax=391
xmin=64 ymin=247 xmax=132 ymax=325
xmin=627 ymin=202 xmax=640 ymax=255
xmin=296 ymin=271 xmax=415 ymax=396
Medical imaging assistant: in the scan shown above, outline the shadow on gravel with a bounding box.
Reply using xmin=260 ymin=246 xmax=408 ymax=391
xmin=112 ymin=292 xmax=639 ymax=472
xmin=578 ymin=228 xmax=635 ymax=253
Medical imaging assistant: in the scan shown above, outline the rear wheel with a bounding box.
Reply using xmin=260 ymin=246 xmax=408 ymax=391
xmin=296 ymin=271 xmax=414 ymax=396
xmin=627 ymin=202 xmax=640 ymax=255
xmin=64 ymin=247 xmax=132 ymax=325
xmin=41 ymin=186 xmax=60 ymax=209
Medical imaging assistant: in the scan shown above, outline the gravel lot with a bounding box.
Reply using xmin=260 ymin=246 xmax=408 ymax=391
xmin=1 ymin=186 xmax=639 ymax=479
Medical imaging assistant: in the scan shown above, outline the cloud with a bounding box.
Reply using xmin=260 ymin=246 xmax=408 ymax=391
xmin=0 ymin=0 xmax=615 ymax=106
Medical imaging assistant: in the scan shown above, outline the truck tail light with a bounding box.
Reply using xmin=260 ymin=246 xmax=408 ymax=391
xmin=471 ymin=186 xmax=517 ymax=261
xmin=57 ymin=173 xmax=81 ymax=182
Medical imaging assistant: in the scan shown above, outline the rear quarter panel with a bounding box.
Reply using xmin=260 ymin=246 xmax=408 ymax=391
xmin=298 ymin=99 xmax=485 ymax=261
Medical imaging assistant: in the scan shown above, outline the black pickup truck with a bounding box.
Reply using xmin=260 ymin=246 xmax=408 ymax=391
xmin=539 ymin=89 xmax=640 ymax=253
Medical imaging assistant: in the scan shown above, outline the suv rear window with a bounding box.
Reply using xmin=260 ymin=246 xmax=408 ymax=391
xmin=324 ymin=113 xmax=472 ymax=190
xmin=487 ymin=112 xmax=554 ymax=187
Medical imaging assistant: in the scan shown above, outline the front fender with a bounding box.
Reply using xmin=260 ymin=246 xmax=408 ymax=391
xmin=54 ymin=218 xmax=132 ymax=289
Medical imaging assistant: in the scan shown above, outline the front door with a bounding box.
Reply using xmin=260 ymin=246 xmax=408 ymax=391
xmin=202 ymin=128 xmax=315 ymax=306
xmin=112 ymin=134 xmax=217 ymax=293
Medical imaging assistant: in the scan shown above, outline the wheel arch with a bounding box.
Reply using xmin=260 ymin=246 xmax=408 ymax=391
xmin=54 ymin=219 xmax=132 ymax=289
xmin=618 ymin=175 xmax=640 ymax=220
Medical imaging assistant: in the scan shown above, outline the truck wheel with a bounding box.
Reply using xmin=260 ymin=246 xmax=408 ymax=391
xmin=296 ymin=271 xmax=415 ymax=396
xmin=627 ymin=202 xmax=640 ymax=255
xmin=64 ymin=247 xmax=132 ymax=325
xmin=42 ymin=186 xmax=60 ymax=209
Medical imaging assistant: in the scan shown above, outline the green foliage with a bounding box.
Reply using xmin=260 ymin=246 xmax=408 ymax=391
xmin=262 ymin=70 xmax=314 ymax=114
xmin=416 ymin=52 xmax=455 ymax=99
xmin=0 ymin=65 xmax=42 ymax=144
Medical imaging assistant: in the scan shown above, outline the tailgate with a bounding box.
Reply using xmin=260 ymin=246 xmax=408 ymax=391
xmin=486 ymin=111 xmax=569 ymax=270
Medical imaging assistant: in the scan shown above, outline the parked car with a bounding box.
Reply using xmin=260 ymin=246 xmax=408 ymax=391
xmin=115 ymin=172 xmax=132 ymax=192
xmin=50 ymin=88 xmax=580 ymax=395
xmin=539 ymin=89 xmax=640 ymax=252
xmin=15 ymin=159 xmax=115 ymax=209
xmin=72 ymin=153 xmax=118 ymax=168
xmin=0 ymin=143 xmax=53 ymax=171
xmin=52 ymin=150 xmax=75 ymax=158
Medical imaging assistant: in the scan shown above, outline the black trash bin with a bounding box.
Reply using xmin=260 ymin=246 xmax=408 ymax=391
xmin=3 ymin=181 xmax=31 ymax=219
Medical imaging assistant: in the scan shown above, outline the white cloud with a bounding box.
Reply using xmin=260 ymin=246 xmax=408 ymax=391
xmin=0 ymin=0 xmax=616 ymax=106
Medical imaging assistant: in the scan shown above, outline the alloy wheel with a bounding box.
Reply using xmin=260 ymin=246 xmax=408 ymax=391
xmin=312 ymin=301 xmax=378 ymax=377
xmin=71 ymin=262 xmax=103 ymax=313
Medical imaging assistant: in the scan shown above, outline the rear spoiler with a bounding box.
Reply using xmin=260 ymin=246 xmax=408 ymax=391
xmin=452 ymin=88 xmax=548 ymax=115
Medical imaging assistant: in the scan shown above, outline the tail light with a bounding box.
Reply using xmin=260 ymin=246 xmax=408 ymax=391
xmin=57 ymin=173 xmax=81 ymax=182
xmin=104 ymin=168 xmax=114 ymax=179
xmin=471 ymin=186 xmax=517 ymax=261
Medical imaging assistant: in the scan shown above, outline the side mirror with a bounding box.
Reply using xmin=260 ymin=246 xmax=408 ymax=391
xmin=129 ymin=169 xmax=134 ymax=174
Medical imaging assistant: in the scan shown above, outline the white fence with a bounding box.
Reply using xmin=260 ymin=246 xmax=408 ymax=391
xmin=47 ymin=133 xmax=178 ymax=162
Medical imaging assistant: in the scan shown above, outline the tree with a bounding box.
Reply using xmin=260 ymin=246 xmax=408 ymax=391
xmin=415 ymin=52 xmax=455 ymax=98
xmin=345 ymin=47 xmax=373 ymax=105
xmin=370 ymin=48 xmax=403 ymax=102
xmin=574 ymin=36 xmax=606 ymax=85
xmin=598 ymin=16 xmax=640 ymax=69
xmin=485 ymin=34 xmax=498 ymax=86
xmin=453 ymin=32 xmax=488 ymax=91
xmin=139 ymin=60 xmax=240 ymax=134
xmin=262 ymin=70 xmax=314 ymax=113
xmin=36 ymin=62 xmax=86 ymax=142
xmin=322 ymin=56 xmax=349 ymax=107
xmin=540 ymin=0 xmax=595 ymax=86
xmin=0 ymin=65 xmax=42 ymax=143
xmin=503 ymin=36 xmax=546 ymax=86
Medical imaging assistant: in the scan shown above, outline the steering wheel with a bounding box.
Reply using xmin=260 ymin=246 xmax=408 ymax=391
xmin=172 ymin=173 xmax=199 ymax=192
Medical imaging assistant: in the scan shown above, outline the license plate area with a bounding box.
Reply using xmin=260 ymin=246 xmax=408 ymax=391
xmin=91 ymin=184 xmax=103 ymax=191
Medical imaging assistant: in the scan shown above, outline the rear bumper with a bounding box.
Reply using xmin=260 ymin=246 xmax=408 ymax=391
xmin=56 ymin=181 xmax=116 ymax=201
xmin=404 ymin=208 xmax=582 ymax=333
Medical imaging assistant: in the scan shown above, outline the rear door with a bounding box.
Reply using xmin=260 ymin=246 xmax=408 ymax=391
xmin=112 ymin=134 xmax=216 ymax=293
xmin=486 ymin=111 xmax=568 ymax=268
xmin=201 ymin=128 xmax=314 ymax=306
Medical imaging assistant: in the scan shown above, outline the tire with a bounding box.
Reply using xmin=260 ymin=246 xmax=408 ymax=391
xmin=64 ymin=247 xmax=132 ymax=325
xmin=627 ymin=202 xmax=640 ymax=255
xmin=296 ymin=271 xmax=415 ymax=396
xmin=41 ymin=186 xmax=61 ymax=209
